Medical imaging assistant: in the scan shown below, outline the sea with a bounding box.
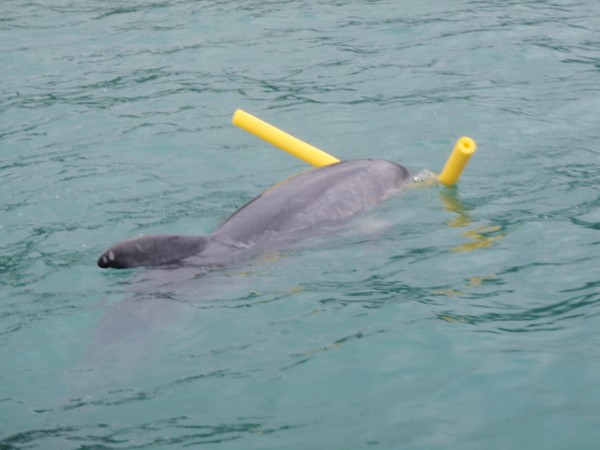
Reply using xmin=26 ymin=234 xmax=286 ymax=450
xmin=1 ymin=1 xmax=600 ymax=448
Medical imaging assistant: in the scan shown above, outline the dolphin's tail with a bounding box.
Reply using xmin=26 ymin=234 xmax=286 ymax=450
xmin=97 ymin=234 xmax=209 ymax=269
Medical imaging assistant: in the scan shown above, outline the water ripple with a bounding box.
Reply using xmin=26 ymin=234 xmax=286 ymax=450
xmin=3 ymin=0 xmax=600 ymax=448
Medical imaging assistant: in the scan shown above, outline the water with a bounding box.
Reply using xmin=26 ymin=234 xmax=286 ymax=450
xmin=1 ymin=0 xmax=600 ymax=448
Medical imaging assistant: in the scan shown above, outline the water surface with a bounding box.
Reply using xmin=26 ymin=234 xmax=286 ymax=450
xmin=1 ymin=1 xmax=600 ymax=448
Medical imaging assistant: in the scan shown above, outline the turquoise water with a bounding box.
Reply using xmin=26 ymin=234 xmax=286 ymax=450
xmin=2 ymin=0 xmax=600 ymax=448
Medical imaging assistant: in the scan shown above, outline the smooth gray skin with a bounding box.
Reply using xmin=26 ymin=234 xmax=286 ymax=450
xmin=97 ymin=159 xmax=411 ymax=269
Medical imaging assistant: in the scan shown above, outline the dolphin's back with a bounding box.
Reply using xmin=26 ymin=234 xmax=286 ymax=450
xmin=214 ymin=159 xmax=411 ymax=245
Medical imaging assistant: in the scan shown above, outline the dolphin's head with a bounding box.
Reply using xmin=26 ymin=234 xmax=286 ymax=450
xmin=97 ymin=237 xmax=152 ymax=269
xmin=97 ymin=235 xmax=207 ymax=269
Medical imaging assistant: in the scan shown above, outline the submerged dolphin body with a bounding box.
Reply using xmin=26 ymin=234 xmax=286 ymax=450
xmin=97 ymin=159 xmax=412 ymax=269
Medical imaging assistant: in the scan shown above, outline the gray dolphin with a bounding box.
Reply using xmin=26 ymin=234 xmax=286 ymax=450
xmin=97 ymin=159 xmax=412 ymax=269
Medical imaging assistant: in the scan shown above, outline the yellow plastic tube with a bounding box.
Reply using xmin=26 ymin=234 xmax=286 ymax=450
xmin=232 ymin=109 xmax=340 ymax=167
xmin=438 ymin=137 xmax=477 ymax=186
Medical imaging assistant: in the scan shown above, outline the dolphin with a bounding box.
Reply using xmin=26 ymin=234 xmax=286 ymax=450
xmin=97 ymin=159 xmax=412 ymax=269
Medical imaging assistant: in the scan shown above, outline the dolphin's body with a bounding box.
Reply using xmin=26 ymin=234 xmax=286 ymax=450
xmin=98 ymin=159 xmax=412 ymax=269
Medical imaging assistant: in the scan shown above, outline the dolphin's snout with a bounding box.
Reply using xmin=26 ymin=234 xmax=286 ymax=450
xmin=97 ymin=250 xmax=116 ymax=268
xmin=97 ymin=254 xmax=109 ymax=268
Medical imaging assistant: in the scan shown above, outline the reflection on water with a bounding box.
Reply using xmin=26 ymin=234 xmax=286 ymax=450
xmin=410 ymin=170 xmax=504 ymax=253
xmin=439 ymin=188 xmax=505 ymax=253
xmin=434 ymin=274 xmax=499 ymax=299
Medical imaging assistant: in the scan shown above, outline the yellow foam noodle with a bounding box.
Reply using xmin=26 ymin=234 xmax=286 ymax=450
xmin=232 ymin=109 xmax=340 ymax=167
xmin=438 ymin=137 xmax=477 ymax=186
